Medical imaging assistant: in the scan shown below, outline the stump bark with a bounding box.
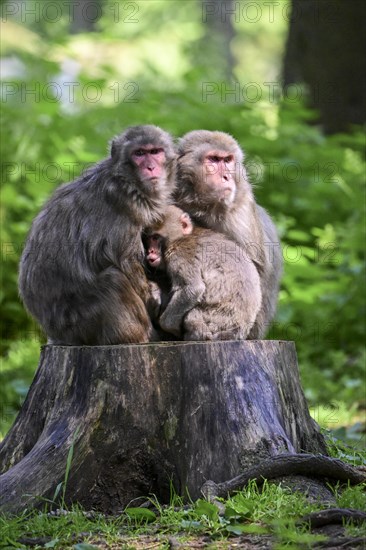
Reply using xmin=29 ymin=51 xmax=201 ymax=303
xmin=0 ymin=340 xmax=327 ymax=514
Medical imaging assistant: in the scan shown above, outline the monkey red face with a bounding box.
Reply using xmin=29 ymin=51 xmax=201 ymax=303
xmin=146 ymin=234 xmax=163 ymax=268
xmin=131 ymin=145 xmax=167 ymax=183
xmin=202 ymin=150 xmax=236 ymax=204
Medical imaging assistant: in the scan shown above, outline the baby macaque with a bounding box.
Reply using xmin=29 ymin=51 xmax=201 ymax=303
xmin=144 ymin=206 xmax=262 ymax=341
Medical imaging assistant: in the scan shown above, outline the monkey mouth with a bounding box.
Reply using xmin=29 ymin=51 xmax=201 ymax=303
xmin=217 ymin=188 xmax=233 ymax=201
xmin=142 ymin=171 xmax=160 ymax=181
xmin=144 ymin=176 xmax=161 ymax=188
xmin=147 ymin=255 xmax=160 ymax=267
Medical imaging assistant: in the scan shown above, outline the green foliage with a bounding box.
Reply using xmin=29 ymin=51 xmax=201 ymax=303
xmin=124 ymin=507 xmax=156 ymax=523
xmin=325 ymin=428 xmax=366 ymax=466
xmin=6 ymin=480 xmax=366 ymax=548
xmin=0 ymin=339 xmax=41 ymax=438
xmin=334 ymin=483 xmax=366 ymax=511
xmin=1 ymin=6 xmax=365 ymax=437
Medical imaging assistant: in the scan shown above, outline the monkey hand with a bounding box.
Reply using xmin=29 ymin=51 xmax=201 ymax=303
xmin=147 ymin=281 xmax=162 ymax=321
xmin=159 ymin=309 xmax=183 ymax=338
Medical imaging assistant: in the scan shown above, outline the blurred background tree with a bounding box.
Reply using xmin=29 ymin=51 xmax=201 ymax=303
xmin=192 ymin=0 xmax=235 ymax=80
xmin=69 ymin=0 xmax=104 ymax=33
xmin=284 ymin=0 xmax=366 ymax=133
xmin=0 ymin=0 xmax=365 ymax=442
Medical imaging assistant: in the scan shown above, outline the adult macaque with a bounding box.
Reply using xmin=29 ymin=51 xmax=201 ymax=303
xmin=144 ymin=205 xmax=261 ymax=341
xmin=19 ymin=125 xmax=176 ymax=345
xmin=175 ymin=130 xmax=282 ymax=338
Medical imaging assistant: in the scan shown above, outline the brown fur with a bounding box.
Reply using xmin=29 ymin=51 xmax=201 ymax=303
xmin=174 ymin=130 xmax=282 ymax=338
xmin=19 ymin=125 xmax=176 ymax=344
xmin=144 ymin=206 xmax=262 ymax=341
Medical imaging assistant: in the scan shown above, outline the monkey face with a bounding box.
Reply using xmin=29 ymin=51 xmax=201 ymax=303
xmin=144 ymin=206 xmax=193 ymax=271
xmin=131 ymin=145 xmax=167 ymax=187
xmin=111 ymin=126 xmax=177 ymax=202
xmin=145 ymin=233 xmax=164 ymax=269
xmin=201 ymin=150 xmax=237 ymax=205
xmin=176 ymin=130 xmax=247 ymax=212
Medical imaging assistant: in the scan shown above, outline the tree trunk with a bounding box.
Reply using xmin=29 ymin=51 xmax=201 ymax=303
xmin=283 ymin=0 xmax=366 ymax=134
xmin=69 ymin=0 xmax=104 ymax=34
xmin=190 ymin=0 xmax=235 ymax=81
xmin=0 ymin=341 xmax=327 ymax=515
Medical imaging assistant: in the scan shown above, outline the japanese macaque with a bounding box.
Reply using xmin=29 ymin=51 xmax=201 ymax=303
xmin=19 ymin=125 xmax=176 ymax=345
xmin=144 ymin=205 xmax=262 ymax=341
xmin=174 ymin=130 xmax=282 ymax=338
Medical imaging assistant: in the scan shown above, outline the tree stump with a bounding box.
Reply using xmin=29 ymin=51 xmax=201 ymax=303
xmin=0 ymin=341 xmax=327 ymax=514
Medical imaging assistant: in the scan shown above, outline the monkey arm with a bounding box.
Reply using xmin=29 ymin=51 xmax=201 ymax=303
xmin=146 ymin=281 xmax=162 ymax=322
xmin=159 ymin=277 xmax=205 ymax=337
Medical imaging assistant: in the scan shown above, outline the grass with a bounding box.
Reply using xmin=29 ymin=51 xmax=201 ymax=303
xmin=1 ymin=428 xmax=365 ymax=549
xmin=1 ymin=476 xmax=365 ymax=550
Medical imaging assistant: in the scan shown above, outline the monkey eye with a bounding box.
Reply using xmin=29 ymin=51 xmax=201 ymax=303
xmin=224 ymin=155 xmax=234 ymax=163
xmin=207 ymin=155 xmax=220 ymax=163
xmin=133 ymin=148 xmax=164 ymax=157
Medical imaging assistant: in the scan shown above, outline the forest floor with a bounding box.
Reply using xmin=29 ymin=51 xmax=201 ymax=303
xmin=83 ymin=527 xmax=366 ymax=549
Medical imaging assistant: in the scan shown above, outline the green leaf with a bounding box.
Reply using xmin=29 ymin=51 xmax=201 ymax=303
xmin=45 ymin=539 xmax=59 ymax=548
xmin=224 ymin=506 xmax=243 ymax=520
xmin=226 ymin=524 xmax=268 ymax=535
xmin=52 ymin=482 xmax=63 ymax=501
xmin=226 ymin=495 xmax=254 ymax=518
xmin=180 ymin=520 xmax=202 ymax=529
xmin=73 ymin=545 xmax=99 ymax=550
xmin=124 ymin=507 xmax=156 ymax=522
xmin=225 ymin=524 xmax=249 ymax=535
xmin=194 ymin=499 xmax=219 ymax=520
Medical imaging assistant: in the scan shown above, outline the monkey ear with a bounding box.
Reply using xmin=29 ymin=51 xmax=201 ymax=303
xmin=110 ymin=136 xmax=123 ymax=159
xmin=110 ymin=139 xmax=119 ymax=159
xmin=110 ymin=140 xmax=116 ymax=158
xmin=180 ymin=213 xmax=193 ymax=235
